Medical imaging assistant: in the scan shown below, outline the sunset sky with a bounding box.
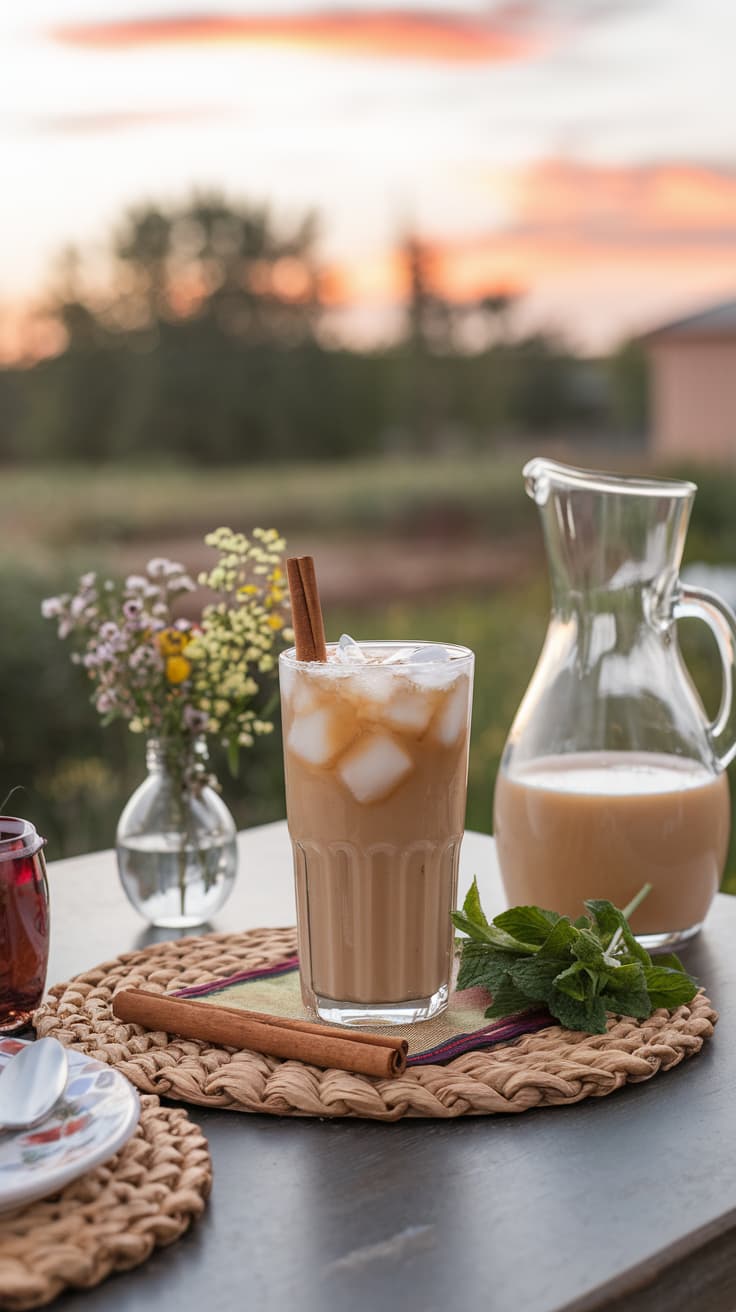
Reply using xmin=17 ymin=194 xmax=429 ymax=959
xmin=2 ymin=0 xmax=735 ymax=352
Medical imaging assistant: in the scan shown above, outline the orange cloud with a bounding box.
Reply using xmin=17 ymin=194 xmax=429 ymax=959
xmin=326 ymin=158 xmax=736 ymax=309
xmin=503 ymin=158 xmax=736 ymax=243
xmin=52 ymin=9 xmax=540 ymax=64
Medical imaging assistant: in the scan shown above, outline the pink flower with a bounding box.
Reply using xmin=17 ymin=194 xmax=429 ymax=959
xmin=183 ymin=706 xmax=209 ymax=733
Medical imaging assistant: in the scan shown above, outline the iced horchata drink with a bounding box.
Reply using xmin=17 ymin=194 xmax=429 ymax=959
xmin=279 ymin=639 xmax=474 ymax=1025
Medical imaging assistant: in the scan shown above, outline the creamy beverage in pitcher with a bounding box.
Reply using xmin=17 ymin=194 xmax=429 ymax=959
xmin=494 ymin=752 xmax=730 ymax=942
xmin=280 ymin=640 xmax=473 ymax=1024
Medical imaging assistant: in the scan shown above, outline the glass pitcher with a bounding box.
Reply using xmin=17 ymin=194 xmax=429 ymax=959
xmin=494 ymin=459 xmax=736 ymax=949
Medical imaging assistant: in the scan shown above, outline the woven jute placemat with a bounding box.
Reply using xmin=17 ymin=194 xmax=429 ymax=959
xmin=0 ymin=1095 xmax=212 ymax=1312
xmin=34 ymin=928 xmax=717 ymax=1122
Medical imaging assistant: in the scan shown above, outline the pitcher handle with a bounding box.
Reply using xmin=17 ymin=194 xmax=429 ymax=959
xmin=675 ymin=584 xmax=736 ymax=769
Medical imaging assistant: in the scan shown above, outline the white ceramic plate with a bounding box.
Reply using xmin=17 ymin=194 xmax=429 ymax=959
xmin=0 ymin=1037 xmax=140 ymax=1213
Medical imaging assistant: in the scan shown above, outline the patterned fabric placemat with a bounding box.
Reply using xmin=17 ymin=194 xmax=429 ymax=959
xmin=174 ymin=955 xmax=551 ymax=1064
xmin=34 ymin=927 xmax=717 ymax=1122
xmin=0 ymin=1095 xmax=212 ymax=1312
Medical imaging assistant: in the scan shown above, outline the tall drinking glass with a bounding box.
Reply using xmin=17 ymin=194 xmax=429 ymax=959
xmin=279 ymin=641 xmax=474 ymax=1025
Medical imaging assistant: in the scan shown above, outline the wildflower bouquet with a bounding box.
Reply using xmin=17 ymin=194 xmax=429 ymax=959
xmin=43 ymin=527 xmax=292 ymax=924
xmin=42 ymin=526 xmax=292 ymax=780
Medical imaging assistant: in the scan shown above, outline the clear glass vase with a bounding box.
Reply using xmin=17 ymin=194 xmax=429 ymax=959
xmin=116 ymin=737 xmax=238 ymax=929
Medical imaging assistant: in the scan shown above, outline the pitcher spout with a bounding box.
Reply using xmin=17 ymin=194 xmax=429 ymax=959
xmin=523 ymin=458 xmax=697 ymax=605
xmin=523 ymin=457 xmax=696 ymax=505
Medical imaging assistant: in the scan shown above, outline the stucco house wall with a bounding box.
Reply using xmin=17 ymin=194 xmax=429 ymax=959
xmin=646 ymin=302 xmax=736 ymax=465
xmin=649 ymin=338 xmax=736 ymax=462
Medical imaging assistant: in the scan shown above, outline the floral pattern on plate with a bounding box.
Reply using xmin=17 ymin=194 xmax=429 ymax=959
xmin=0 ymin=1039 xmax=140 ymax=1212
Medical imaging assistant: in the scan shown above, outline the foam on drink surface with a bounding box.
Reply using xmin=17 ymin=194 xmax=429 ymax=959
xmin=512 ymin=753 xmax=715 ymax=797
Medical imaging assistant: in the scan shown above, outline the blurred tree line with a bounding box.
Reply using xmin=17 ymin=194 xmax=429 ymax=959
xmin=0 ymin=193 xmax=647 ymax=463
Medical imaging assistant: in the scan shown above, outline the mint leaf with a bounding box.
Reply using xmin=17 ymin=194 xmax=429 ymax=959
xmin=584 ymin=899 xmax=650 ymax=964
xmin=456 ymin=943 xmax=511 ymax=994
xmin=484 ymin=977 xmax=536 ymax=1020
xmin=553 ymin=960 xmax=590 ymax=1001
xmin=599 ymin=987 xmax=651 ymax=1020
xmin=461 ymin=877 xmax=489 ymax=932
xmin=599 ymin=961 xmax=647 ymax=994
xmin=642 ymin=966 xmax=699 ymax=1009
xmin=493 ymin=905 xmax=561 ymax=948
xmin=548 ymin=987 xmax=608 ymax=1034
xmin=571 ymin=927 xmax=608 ymax=967
xmin=451 ymin=910 xmax=494 ymax=944
xmin=654 ymin=952 xmax=686 ymax=973
xmin=537 ymin=917 xmax=578 ymax=958
xmin=452 ymin=909 xmax=535 ymax=954
xmin=598 ymin=965 xmax=651 ymax=1019
xmin=508 ymin=955 xmax=570 ymax=1005
xmin=455 ymin=941 xmax=494 ymax=991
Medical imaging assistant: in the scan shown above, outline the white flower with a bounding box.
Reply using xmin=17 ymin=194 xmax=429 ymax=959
xmin=129 ymin=645 xmax=153 ymax=669
xmin=80 ymin=572 xmax=96 ymax=590
xmin=146 ymin=557 xmax=175 ymax=578
xmin=41 ymin=596 xmax=63 ymax=619
xmin=125 ymin=575 xmax=148 ymax=591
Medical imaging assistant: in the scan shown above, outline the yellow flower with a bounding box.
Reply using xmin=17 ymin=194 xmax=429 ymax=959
xmin=266 ymin=613 xmax=285 ymax=631
xmin=166 ymin=655 xmax=192 ymax=684
xmin=238 ymin=584 xmax=259 ymax=596
xmin=157 ymin=628 xmax=189 ymax=657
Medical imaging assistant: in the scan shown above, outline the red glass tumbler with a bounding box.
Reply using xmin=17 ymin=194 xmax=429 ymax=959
xmin=0 ymin=818 xmax=50 ymax=1033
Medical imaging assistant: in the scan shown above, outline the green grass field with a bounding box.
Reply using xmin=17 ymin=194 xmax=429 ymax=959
xmin=0 ymin=456 xmax=526 ymax=557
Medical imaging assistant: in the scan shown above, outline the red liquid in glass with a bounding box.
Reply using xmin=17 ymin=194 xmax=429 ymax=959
xmin=0 ymin=840 xmax=49 ymax=1033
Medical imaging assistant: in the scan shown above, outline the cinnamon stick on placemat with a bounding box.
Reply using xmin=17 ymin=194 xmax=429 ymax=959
xmin=112 ymin=988 xmax=407 ymax=1079
xmin=286 ymin=555 xmax=327 ymax=662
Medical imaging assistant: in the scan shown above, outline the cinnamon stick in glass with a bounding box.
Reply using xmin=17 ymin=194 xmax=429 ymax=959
xmin=112 ymin=987 xmax=407 ymax=1078
xmin=286 ymin=555 xmax=327 ymax=662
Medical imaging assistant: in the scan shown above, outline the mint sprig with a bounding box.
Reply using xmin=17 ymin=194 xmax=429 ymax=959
xmin=452 ymin=881 xmax=699 ymax=1034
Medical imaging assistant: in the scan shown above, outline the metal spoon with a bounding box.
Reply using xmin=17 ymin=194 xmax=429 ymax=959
xmin=0 ymin=1039 xmax=68 ymax=1130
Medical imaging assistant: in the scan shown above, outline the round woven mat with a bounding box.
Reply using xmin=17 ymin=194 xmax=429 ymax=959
xmin=0 ymin=1095 xmax=212 ymax=1312
xmin=34 ymin=928 xmax=717 ymax=1122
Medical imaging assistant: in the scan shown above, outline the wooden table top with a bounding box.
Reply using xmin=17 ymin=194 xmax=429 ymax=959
xmin=40 ymin=823 xmax=736 ymax=1312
